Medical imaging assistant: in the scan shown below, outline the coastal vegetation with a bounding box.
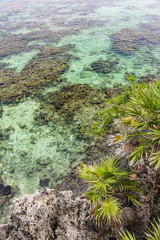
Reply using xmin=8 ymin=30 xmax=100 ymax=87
xmin=145 ymin=218 xmax=160 ymax=240
xmin=79 ymin=155 xmax=141 ymax=224
xmin=79 ymin=77 xmax=160 ymax=239
xmin=117 ymin=230 xmax=136 ymax=240
xmin=117 ymin=218 xmax=160 ymax=240
xmin=89 ymin=77 xmax=160 ymax=168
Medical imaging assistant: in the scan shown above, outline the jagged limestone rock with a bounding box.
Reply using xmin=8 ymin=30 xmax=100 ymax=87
xmin=0 ymin=170 xmax=159 ymax=240
xmin=0 ymin=189 xmax=57 ymax=240
xmin=0 ymin=189 xmax=115 ymax=240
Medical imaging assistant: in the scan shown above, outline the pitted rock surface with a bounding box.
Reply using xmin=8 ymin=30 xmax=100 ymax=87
xmin=0 ymin=189 xmax=114 ymax=240
xmin=0 ymin=172 xmax=159 ymax=240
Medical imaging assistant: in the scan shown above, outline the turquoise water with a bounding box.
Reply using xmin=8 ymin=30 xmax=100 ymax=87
xmin=0 ymin=0 xmax=160 ymax=223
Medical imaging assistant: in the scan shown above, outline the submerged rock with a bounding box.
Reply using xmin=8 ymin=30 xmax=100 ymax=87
xmin=0 ymin=177 xmax=19 ymax=224
xmin=36 ymin=157 xmax=51 ymax=166
xmin=0 ymin=46 xmax=70 ymax=104
xmin=0 ymin=106 xmax=3 ymax=118
xmin=0 ymin=63 xmax=9 ymax=70
xmin=111 ymin=28 xmax=141 ymax=55
xmin=0 ymin=127 xmax=11 ymax=141
xmin=0 ymin=35 xmax=39 ymax=58
xmin=91 ymin=59 xmax=118 ymax=74
xmin=111 ymin=22 xmax=160 ymax=55
xmin=36 ymin=84 xmax=122 ymax=123
xmin=39 ymin=178 xmax=50 ymax=187
xmin=0 ymin=180 xmax=11 ymax=197
xmin=138 ymin=74 xmax=160 ymax=84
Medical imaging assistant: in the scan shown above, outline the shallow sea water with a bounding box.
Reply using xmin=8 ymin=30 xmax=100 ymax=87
xmin=0 ymin=0 xmax=160 ymax=223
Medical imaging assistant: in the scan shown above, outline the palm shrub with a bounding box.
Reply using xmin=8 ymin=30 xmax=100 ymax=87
xmin=146 ymin=218 xmax=160 ymax=240
xmin=117 ymin=230 xmax=136 ymax=240
xmin=79 ymin=155 xmax=141 ymax=224
xmin=90 ymin=80 xmax=160 ymax=169
xmin=119 ymin=81 xmax=160 ymax=168
xmin=116 ymin=218 xmax=160 ymax=240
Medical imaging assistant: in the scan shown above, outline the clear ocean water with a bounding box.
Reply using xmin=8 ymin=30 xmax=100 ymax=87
xmin=0 ymin=0 xmax=160 ymax=223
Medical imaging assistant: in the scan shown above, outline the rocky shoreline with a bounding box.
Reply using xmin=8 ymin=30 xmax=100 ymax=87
xmin=0 ymin=161 xmax=159 ymax=240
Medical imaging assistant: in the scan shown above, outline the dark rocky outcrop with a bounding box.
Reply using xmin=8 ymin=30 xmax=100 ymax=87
xmin=0 ymin=178 xmax=19 ymax=224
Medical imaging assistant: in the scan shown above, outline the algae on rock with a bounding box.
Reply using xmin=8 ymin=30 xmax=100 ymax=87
xmin=0 ymin=46 xmax=70 ymax=103
xmin=111 ymin=22 xmax=160 ymax=55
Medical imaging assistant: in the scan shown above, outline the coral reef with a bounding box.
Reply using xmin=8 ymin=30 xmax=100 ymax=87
xmin=35 ymin=83 xmax=123 ymax=123
xmin=0 ymin=0 xmax=108 ymax=60
xmin=111 ymin=22 xmax=160 ymax=55
xmin=0 ymin=46 xmax=70 ymax=103
xmin=38 ymin=84 xmax=107 ymax=121
xmin=0 ymin=35 xmax=39 ymax=58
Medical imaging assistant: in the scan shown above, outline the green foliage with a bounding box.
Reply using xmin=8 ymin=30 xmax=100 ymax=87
xmin=117 ymin=219 xmax=160 ymax=240
xmin=80 ymin=77 xmax=160 ymax=231
xmin=90 ymin=79 xmax=160 ymax=169
xmin=128 ymin=75 xmax=136 ymax=84
xmin=80 ymin=126 xmax=85 ymax=132
xmin=120 ymin=81 xmax=160 ymax=167
xmin=94 ymin=197 xmax=121 ymax=223
xmin=79 ymin=155 xmax=141 ymax=224
xmin=117 ymin=230 xmax=136 ymax=240
xmin=146 ymin=218 xmax=160 ymax=240
xmin=90 ymin=91 xmax=130 ymax=136
xmin=151 ymin=151 xmax=160 ymax=170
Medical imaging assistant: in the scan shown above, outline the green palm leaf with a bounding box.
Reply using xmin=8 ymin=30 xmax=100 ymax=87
xmin=151 ymin=151 xmax=160 ymax=170
xmin=117 ymin=230 xmax=136 ymax=240
xmin=79 ymin=155 xmax=141 ymax=223
xmin=146 ymin=218 xmax=160 ymax=240
xmin=85 ymin=190 xmax=102 ymax=205
xmin=95 ymin=197 xmax=121 ymax=223
xmin=128 ymin=143 xmax=148 ymax=165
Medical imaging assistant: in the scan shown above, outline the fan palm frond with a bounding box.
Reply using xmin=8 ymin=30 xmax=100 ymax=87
xmin=146 ymin=218 xmax=160 ymax=240
xmin=117 ymin=230 xmax=136 ymax=240
xmin=79 ymin=155 xmax=141 ymax=224
xmin=151 ymin=150 xmax=160 ymax=170
xmin=95 ymin=197 xmax=121 ymax=223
